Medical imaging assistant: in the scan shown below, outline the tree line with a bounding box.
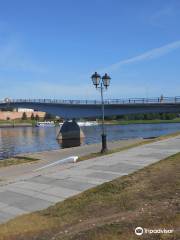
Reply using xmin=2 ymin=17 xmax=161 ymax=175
xmin=104 ymin=112 xmax=179 ymax=121
xmin=21 ymin=111 xmax=180 ymax=121
xmin=21 ymin=112 xmax=55 ymax=121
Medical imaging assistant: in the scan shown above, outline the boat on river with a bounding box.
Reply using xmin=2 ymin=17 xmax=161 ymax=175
xmin=36 ymin=121 xmax=55 ymax=127
xmin=77 ymin=121 xmax=98 ymax=127
xmin=36 ymin=121 xmax=98 ymax=127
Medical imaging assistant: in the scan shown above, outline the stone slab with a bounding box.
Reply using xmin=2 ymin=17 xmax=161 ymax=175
xmin=0 ymin=136 xmax=180 ymax=224
xmin=50 ymin=179 xmax=96 ymax=191
xmin=41 ymin=186 xmax=80 ymax=198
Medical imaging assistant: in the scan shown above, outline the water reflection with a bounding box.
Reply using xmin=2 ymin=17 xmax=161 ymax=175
xmin=0 ymin=123 xmax=180 ymax=159
xmin=57 ymin=138 xmax=84 ymax=148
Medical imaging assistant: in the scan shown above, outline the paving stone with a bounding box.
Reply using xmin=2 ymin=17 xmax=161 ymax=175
xmin=88 ymin=162 xmax=142 ymax=173
xmin=0 ymin=206 xmax=28 ymax=216
xmin=87 ymin=171 xmax=125 ymax=180
xmin=5 ymin=185 xmax=61 ymax=203
xmin=1 ymin=136 xmax=180 ymax=224
xmin=42 ymin=186 xmax=80 ymax=198
xmin=30 ymin=175 xmax=57 ymax=184
xmin=14 ymin=197 xmax=53 ymax=212
xmin=68 ymin=176 xmax=105 ymax=185
xmin=12 ymin=181 xmax=51 ymax=191
xmin=0 ymin=202 xmax=8 ymax=209
xmin=51 ymin=179 xmax=96 ymax=191
xmin=0 ymin=191 xmax=33 ymax=205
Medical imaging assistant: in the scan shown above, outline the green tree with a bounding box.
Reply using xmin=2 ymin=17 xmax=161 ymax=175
xmin=35 ymin=114 xmax=40 ymax=121
xmin=31 ymin=113 xmax=35 ymax=120
xmin=128 ymin=114 xmax=135 ymax=120
xmin=22 ymin=112 xmax=27 ymax=120
xmin=153 ymin=113 xmax=160 ymax=120
xmin=134 ymin=113 xmax=144 ymax=120
xmin=160 ymin=113 xmax=166 ymax=120
xmin=165 ymin=113 xmax=177 ymax=120
xmin=123 ymin=115 xmax=129 ymax=121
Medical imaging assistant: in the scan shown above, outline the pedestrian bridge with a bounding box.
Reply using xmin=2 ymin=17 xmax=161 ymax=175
xmin=0 ymin=97 xmax=180 ymax=118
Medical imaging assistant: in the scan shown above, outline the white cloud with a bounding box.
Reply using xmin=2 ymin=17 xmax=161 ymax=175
xmin=99 ymin=40 xmax=180 ymax=73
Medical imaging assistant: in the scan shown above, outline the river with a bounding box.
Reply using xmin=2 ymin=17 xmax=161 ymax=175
xmin=0 ymin=123 xmax=180 ymax=160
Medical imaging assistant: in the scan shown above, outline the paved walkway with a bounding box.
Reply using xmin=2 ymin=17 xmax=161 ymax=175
xmin=0 ymin=138 xmax=145 ymax=181
xmin=0 ymin=136 xmax=180 ymax=224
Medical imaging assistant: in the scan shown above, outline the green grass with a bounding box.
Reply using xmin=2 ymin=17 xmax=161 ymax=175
xmin=1 ymin=118 xmax=180 ymax=126
xmin=0 ymin=119 xmax=35 ymax=124
xmin=0 ymin=156 xmax=40 ymax=168
xmin=104 ymin=118 xmax=180 ymax=125
xmin=0 ymin=152 xmax=179 ymax=240
xmin=0 ymin=119 xmax=36 ymax=127
xmin=0 ymin=119 xmax=60 ymax=126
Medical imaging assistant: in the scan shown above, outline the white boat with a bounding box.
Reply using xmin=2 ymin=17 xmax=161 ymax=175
xmin=36 ymin=121 xmax=55 ymax=127
xmin=77 ymin=121 xmax=98 ymax=127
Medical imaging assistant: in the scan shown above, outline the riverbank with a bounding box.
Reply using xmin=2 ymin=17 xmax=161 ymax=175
xmin=0 ymin=147 xmax=179 ymax=239
xmin=1 ymin=118 xmax=180 ymax=128
xmin=0 ymin=119 xmax=61 ymax=128
xmin=0 ymin=123 xmax=33 ymax=128
xmin=0 ymin=132 xmax=180 ymax=171
xmin=0 ymin=138 xmax=146 ymax=181
xmin=0 ymin=156 xmax=39 ymax=168
xmin=104 ymin=118 xmax=180 ymax=125
xmin=0 ymin=120 xmax=35 ymax=127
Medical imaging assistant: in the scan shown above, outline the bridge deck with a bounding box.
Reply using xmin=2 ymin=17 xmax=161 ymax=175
xmin=1 ymin=96 xmax=180 ymax=105
xmin=1 ymin=97 xmax=180 ymax=118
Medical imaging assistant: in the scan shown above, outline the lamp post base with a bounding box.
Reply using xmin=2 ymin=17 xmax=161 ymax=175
xmin=101 ymin=134 xmax=108 ymax=153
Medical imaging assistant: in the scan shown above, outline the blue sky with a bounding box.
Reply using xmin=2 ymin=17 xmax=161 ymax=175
xmin=0 ymin=0 xmax=180 ymax=99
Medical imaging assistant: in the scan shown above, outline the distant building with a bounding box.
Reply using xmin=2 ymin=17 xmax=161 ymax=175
xmin=17 ymin=108 xmax=34 ymax=113
xmin=0 ymin=108 xmax=45 ymax=120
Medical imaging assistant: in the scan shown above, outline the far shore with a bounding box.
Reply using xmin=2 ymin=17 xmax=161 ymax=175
xmin=1 ymin=118 xmax=180 ymax=128
xmin=0 ymin=123 xmax=33 ymax=128
xmin=103 ymin=118 xmax=180 ymax=125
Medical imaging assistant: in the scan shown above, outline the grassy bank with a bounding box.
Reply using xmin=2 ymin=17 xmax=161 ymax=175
xmin=0 ymin=152 xmax=179 ymax=240
xmin=0 ymin=119 xmax=35 ymax=127
xmin=0 ymin=119 xmax=35 ymax=124
xmin=0 ymin=119 xmax=60 ymax=127
xmin=104 ymin=118 xmax=180 ymax=125
xmin=1 ymin=118 xmax=180 ymax=126
xmin=0 ymin=156 xmax=40 ymax=168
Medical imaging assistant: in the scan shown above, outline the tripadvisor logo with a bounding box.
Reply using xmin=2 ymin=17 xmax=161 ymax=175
xmin=135 ymin=227 xmax=174 ymax=236
xmin=135 ymin=227 xmax=143 ymax=236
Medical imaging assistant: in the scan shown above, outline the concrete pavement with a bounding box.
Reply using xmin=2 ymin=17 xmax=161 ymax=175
xmin=0 ymin=135 xmax=180 ymax=224
xmin=0 ymin=138 xmax=145 ymax=181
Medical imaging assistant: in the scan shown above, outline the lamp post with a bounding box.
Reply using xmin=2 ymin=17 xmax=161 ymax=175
xmin=91 ymin=72 xmax=111 ymax=153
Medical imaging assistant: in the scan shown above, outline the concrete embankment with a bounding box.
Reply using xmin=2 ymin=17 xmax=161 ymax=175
xmin=0 ymin=138 xmax=146 ymax=180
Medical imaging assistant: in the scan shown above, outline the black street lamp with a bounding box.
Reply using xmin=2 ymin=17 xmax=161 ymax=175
xmin=91 ymin=71 xmax=111 ymax=153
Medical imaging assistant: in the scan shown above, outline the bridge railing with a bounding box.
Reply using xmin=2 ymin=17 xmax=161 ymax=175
xmin=105 ymin=97 xmax=180 ymax=104
xmin=1 ymin=97 xmax=180 ymax=105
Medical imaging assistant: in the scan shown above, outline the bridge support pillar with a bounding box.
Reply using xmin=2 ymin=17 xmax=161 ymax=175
xmin=56 ymin=119 xmax=85 ymax=148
